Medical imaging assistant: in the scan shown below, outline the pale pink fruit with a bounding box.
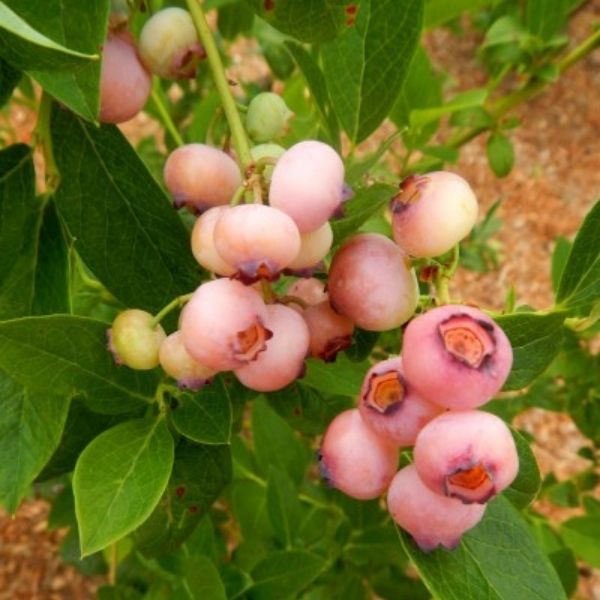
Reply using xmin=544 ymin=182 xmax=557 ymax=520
xmin=402 ymin=304 xmax=513 ymax=410
xmin=180 ymin=279 xmax=271 ymax=372
xmin=190 ymin=207 xmax=235 ymax=276
xmin=138 ymin=7 xmax=205 ymax=79
xmin=414 ymin=410 xmax=519 ymax=504
xmin=358 ymin=357 xmax=443 ymax=447
xmin=387 ymin=465 xmax=486 ymax=552
xmin=303 ymin=301 xmax=354 ymax=362
xmin=99 ymin=34 xmax=151 ymax=124
xmin=328 ymin=233 xmax=418 ymax=331
xmin=286 ymin=278 xmax=328 ymax=307
xmin=269 ymin=141 xmax=344 ymax=233
xmin=164 ymin=144 xmax=241 ymax=213
xmin=213 ymin=204 xmax=301 ymax=283
xmin=319 ymin=409 xmax=398 ymax=500
xmin=391 ymin=172 xmax=478 ymax=258
xmin=159 ymin=331 xmax=216 ymax=390
xmin=235 ymin=304 xmax=309 ymax=392
xmin=107 ymin=309 xmax=165 ymax=370
xmin=287 ymin=221 xmax=333 ymax=271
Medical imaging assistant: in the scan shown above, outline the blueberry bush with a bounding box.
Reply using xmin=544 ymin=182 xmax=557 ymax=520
xmin=0 ymin=1 xmax=599 ymax=598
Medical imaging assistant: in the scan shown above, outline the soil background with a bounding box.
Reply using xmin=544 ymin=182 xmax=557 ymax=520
xmin=1 ymin=3 xmax=599 ymax=598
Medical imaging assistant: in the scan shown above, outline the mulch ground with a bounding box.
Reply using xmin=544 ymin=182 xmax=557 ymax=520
xmin=1 ymin=3 xmax=599 ymax=598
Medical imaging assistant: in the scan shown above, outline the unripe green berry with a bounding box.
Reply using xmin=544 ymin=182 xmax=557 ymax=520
xmin=246 ymin=93 xmax=293 ymax=143
xmin=108 ymin=309 xmax=166 ymax=370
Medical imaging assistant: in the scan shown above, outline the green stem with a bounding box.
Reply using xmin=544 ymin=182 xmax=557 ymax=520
xmin=185 ymin=0 xmax=253 ymax=172
xmin=108 ymin=542 xmax=118 ymax=585
xmin=406 ymin=27 xmax=600 ymax=174
xmin=151 ymin=293 xmax=194 ymax=328
xmin=35 ymin=92 xmax=60 ymax=194
xmin=151 ymin=78 xmax=184 ymax=147
xmin=433 ymin=245 xmax=459 ymax=305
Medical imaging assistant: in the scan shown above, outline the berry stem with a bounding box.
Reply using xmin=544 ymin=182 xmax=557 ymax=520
xmin=405 ymin=27 xmax=600 ymax=175
xmin=434 ymin=245 xmax=459 ymax=305
xmin=151 ymin=292 xmax=194 ymax=328
xmin=185 ymin=0 xmax=253 ymax=172
xmin=150 ymin=78 xmax=184 ymax=147
xmin=34 ymin=92 xmax=60 ymax=194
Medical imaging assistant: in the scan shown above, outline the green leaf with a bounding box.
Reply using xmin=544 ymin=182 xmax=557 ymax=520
xmin=486 ymin=132 xmax=514 ymax=177
xmin=73 ymin=416 xmax=174 ymax=556
xmin=556 ymin=200 xmax=600 ymax=312
xmin=252 ymin=397 xmax=307 ymax=484
xmin=322 ymin=0 xmax=423 ymax=143
xmin=51 ymin=105 xmax=200 ymax=314
xmin=560 ymin=516 xmax=600 ymax=568
xmin=302 ymin=354 xmax=368 ymax=397
xmin=247 ymin=0 xmax=348 ymax=43
xmin=331 ymin=183 xmax=396 ymax=245
xmin=0 ymin=316 xmax=158 ymax=414
xmin=218 ymin=1 xmax=254 ymax=40
xmin=38 ymin=400 xmax=136 ymax=481
xmin=0 ymin=0 xmax=108 ymax=121
xmin=504 ymin=428 xmax=541 ymax=509
xmin=267 ymin=466 xmax=303 ymax=547
xmin=285 ymin=41 xmax=340 ymax=147
xmin=268 ymin=382 xmax=351 ymax=435
xmin=0 ymin=380 xmax=70 ymax=512
xmin=424 ymin=0 xmax=496 ymax=28
xmin=551 ymin=237 xmax=572 ymax=294
xmin=400 ymin=496 xmax=567 ymax=600
xmin=0 ymin=57 xmax=20 ymax=105
xmin=170 ymin=377 xmax=233 ymax=445
xmin=494 ymin=310 xmax=566 ymax=390
xmin=525 ymin=0 xmax=566 ymax=41
xmin=249 ymin=550 xmax=328 ymax=599
xmin=185 ymin=555 xmax=227 ymax=600
xmin=410 ymin=88 xmax=488 ymax=128
xmin=230 ymin=478 xmax=273 ymax=542
xmin=32 ymin=200 xmax=70 ymax=315
xmin=0 ymin=147 xmax=69 ymax=317
xmin=134 ymin=440 xmax=232 ymax=557
xmin=0 ymin=144 xmax=42 ymax=318
xmin=343 ymin=523 xmax=406 ymax=569
xmin=390 ymin=46 xmax=442 ymax=147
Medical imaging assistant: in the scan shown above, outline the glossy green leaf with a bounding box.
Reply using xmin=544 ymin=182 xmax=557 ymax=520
xmin=0 ymin=57 xmax=20 ymax=105
xmin=134 ymin=440 xmax=232 ymax=557
xmin=322 ymin=0 xmax=423 ymax=143
xmin=302 ymin=354 xmax=369 ymax=397
xmin=556 ymin=200 xmax=600 ymax=312
xmin=400 ymin=496 xmax=567 ymax=600
xmin=0 ymin=144 xmax=42 ymax=318
xmin=247 ymin=0 xmax=348 ymax=43
xmin=504 ymin=428 xmax=541 ymax=509
xmin=170 ymin=377 xmax=233 ymax=445
xmin=551 ymin=237 xmax=571 ymax=294
xmin=268 ymin=382 xmax=351 ymax=435
xmin=252 ymin=397 xmax=307 ymax=484
xmin=331 ymin=183 xmax=396 ymax=245
xmin=0 ymin=0 xmax=108 ymax=120
xmin=0 ymin=316 xmax=158 ymax=414
xmin=494 ymin=311 xmax=566 ymax=390
xmin=51 ymin=106 xmax=200 ymax=313
xmin=267 ymin=466 xmax=303 ymax=547
xmin=249 ymin=550 xmax=328 ymax=599
xmin=560 ymin=516 xmax=600 ymax=568
xmin=0 ymin=379 xmax=70 ymax=512
xmin=486 ymin=132 xmax=514 ymax=178
xmin=73 ymin=416 xmax=174 ymax=556
xmin=285 ymin=41 xmax=340 ymax=147
xmin=185 ymin=555 xmax=227 ymax=600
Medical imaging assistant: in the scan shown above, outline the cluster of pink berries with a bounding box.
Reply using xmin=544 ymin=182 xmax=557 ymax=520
xmin=102 ymin=5 xmax=518 ymax=555
xmin=319 ymin=304 xmax=517 ymax=551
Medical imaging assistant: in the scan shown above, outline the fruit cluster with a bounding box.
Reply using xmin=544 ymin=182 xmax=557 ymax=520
xmin=104 ymin=5 xmax=518 ymax=554
xmin=319 ymin=304 xmax=518 ymax=551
